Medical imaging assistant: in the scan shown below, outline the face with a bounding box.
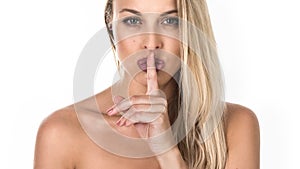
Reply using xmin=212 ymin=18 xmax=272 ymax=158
xmin=111 ymin=0 xmax=181 ymax=87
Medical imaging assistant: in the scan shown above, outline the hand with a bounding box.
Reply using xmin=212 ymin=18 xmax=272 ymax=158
xmin=106 ymin=52 xmax=175 ymax=154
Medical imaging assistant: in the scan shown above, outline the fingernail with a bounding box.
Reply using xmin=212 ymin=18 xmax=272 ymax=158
xmin=120 ymin=119 xmax=126 ymax=127
xmin=106 ymin=105 xmax=114 ymax=113
xmin=115 ymin=119 xmax=121 ymax=126
xmin=125 ymin=121 xmax=131 ymax=127
xmin=107 ymin=110 xmax=113 ymax=116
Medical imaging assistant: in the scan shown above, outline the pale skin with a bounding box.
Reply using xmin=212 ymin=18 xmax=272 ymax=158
xmin=34 ymin=0 xmax=260 ymax=168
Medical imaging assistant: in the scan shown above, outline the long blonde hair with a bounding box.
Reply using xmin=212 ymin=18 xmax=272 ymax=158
xmin=104 ymin=0 xmax=227 ymax=168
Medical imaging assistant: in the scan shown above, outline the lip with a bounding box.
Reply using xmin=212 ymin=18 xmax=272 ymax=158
xmin=137 ymin=57 xmax=165 ymax=72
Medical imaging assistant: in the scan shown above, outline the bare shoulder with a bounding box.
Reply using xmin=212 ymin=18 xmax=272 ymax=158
xmin=224 ymin=102 xmax=260 ymax=133
xmin=38 ymin=106 xmax=80 ymax=130
xmin=34 ymin=106 xmax=81 ymax=169
xmin=36 ymin=106 xmax=81 ymax=143
xmin=224 ymin=102 xmax=260 ymax=169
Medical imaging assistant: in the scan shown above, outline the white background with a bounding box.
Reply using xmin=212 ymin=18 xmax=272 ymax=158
xmin=1 ymin=0 xmax=299 ymax=168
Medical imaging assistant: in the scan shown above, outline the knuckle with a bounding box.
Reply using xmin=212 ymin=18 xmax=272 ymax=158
xmin=115 ymin=105 xmax=121 ymax=112
xmin=150 ymin=89 xmax=160 ymax=96
xmin=147 ymin=72 xmax=156 ymax=79
xmin=159 ymin=97 xmax=167 ymax=106
xmin=129 ymin=95 xmax=137 ymax=103
xmin=158 ymin=105 xmax=166 ymax=113
xmin=132 ymin=104 xmax=141 ymax=110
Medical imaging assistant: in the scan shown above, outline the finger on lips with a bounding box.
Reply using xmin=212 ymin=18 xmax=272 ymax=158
xmin=108 ymin=51 xmax=162 ymax=126
xmin=147 ymin=52 xmax=159 ymax=94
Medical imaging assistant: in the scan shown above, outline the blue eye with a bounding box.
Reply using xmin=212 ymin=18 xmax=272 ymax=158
xmin=162 ymin=17 xmax=179 ymax=26
xmin=122 ymin=17 xmax=142 ymax=25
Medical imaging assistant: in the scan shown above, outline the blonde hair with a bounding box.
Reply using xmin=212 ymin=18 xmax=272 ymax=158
xmin=105 ymin=0 xmax=227 ymax=168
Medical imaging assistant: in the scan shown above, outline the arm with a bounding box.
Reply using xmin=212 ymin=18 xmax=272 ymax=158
xmin=225 ymin=104 xmax=260 ymax=169
xmin=34 ymin=111 xmax=76 ymax=169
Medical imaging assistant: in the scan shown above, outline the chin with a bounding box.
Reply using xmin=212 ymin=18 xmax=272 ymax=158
xmin=132 ymin=70 xmax=175 ymax=88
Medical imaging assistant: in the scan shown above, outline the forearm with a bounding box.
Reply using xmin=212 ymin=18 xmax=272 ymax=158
xmin=156 ymin=147 xmax=188 ymax=169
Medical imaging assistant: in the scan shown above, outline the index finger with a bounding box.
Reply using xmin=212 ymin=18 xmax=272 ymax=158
xmin=146 ymin=52 xmax=159 ymax=94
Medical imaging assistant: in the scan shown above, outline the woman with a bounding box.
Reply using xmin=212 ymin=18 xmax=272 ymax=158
xmin=34 ymin=0 xmax=260 ymax=168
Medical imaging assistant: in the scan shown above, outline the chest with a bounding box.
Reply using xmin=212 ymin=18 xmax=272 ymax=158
xmin=75 ymin=139 xmax=161 ymax=169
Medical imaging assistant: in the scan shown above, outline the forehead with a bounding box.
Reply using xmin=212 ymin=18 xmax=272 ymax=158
xmin=113 ymin=0 xmax=177 ymax=13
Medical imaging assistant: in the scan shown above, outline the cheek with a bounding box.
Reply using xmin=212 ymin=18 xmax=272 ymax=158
xmin=116 ymin=38 xmax=139 ymax=60
xmin=166 ymin=39 xmax=181 ymax=57
xmin=116 ymin=37 xmax=181 ymax=60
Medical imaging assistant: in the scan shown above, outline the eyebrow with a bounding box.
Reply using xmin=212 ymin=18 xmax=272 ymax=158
xmin=119 ymin=8 xmax=178 ymax=16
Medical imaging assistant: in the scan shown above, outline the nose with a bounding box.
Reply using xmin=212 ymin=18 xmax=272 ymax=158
xmin=142 ymin=33 xmax=163 ymax=50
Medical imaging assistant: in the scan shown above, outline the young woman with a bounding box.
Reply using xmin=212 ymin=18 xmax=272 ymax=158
xmin=34 ymin=0 xmax=260 ymax=168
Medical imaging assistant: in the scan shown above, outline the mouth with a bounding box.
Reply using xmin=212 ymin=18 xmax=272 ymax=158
xmin=137 ymin=57 xmax=165 ymax=72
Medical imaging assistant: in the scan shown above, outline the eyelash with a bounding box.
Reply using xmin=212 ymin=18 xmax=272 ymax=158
xmin=121 ymin=16 xmax=179 ymax=26
xmin=161 ymin=17 xmax=179 ymax=26
xmin=122 ymin=17 xmax=142 ymax=26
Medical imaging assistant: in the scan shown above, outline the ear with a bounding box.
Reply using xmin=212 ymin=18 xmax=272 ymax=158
xmin=108 ymin=23 xmax=113 ymax=31
xmin=107 ymin=22 xmax=113 ymax=32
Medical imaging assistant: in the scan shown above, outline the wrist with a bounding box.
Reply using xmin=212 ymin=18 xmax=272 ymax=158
xmin=156 ymin=147 xmax=187 ymax=169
